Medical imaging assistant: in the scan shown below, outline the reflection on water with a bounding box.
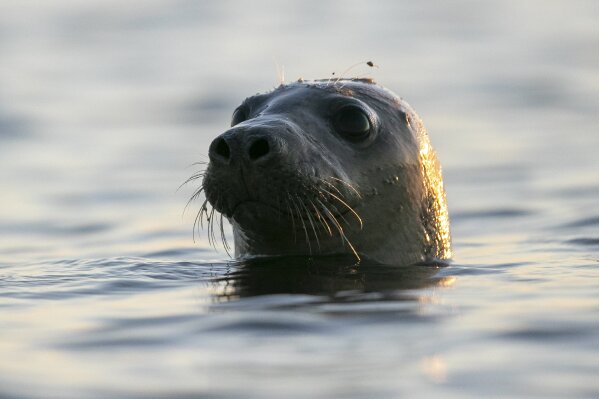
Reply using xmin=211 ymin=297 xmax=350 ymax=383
xmin=0 ymin=255 xmax=451 ymax=306
xmin=211 ymin=256 xmax=451 ymax=302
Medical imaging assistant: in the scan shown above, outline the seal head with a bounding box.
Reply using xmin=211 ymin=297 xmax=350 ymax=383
xmin=201 ymin=79 xmax=451 ymax=265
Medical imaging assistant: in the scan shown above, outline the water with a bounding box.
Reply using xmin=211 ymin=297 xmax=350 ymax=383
xmin=1 ymin=1 xmax=599 ymax=398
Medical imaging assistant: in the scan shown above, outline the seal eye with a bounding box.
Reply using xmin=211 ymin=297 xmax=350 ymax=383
xmin=231 ymin=107 xmax=248 ymax=127
xmin=333 ymin=105 xmax=371 ymax=141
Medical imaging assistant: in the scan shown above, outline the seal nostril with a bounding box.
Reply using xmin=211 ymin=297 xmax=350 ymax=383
xmin=248 ymin=138 xmax=270 ymax=160
xmin=214 ymin=138 xmax=230 ymax=159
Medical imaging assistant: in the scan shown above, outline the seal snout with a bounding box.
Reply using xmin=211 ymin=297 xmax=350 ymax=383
xmin=204 ymin=124 xmax=294 ymax=218
xmin=208 ymin=127 xmax=280 ymax=166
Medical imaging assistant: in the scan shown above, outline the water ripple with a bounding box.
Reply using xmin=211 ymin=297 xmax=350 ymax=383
xmin=0 ymin=257 xmax=232 ymax=300
xmin=566 ymin=238 xmax=599 ymax=247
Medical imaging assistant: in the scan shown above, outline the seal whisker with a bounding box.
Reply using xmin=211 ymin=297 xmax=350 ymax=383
xmin=313 ymin=186 xmax=353 ymax=228
xmin=184 ymin=186 xmax=205 ymax=218
xmin=192 ymin=208 xmax=201 ymax=243
xmin=286 ymin=192 xmax=298 ymax=244
xmin=319 ymin=196 xmax=353 ymax=232
xmin=316 ymin=198 xmax=361 ymax=261
xmin=300 ymin=199 xmax=321 ymax=251
xmin=192 ymin=197 xmax=209 ymax=243
xmin=219 ymin=213 xmax=231 ymax=257
xmin=208 ymin=207 xmax=217 ymax=248
xmin=309 ymin=199 xmax=333 ymax=236
xmin=316 ymin=199 xmax=344 ymax=246
xmin=205 ymin=207 xmax=213 ymax=247
xmin=191 ymin=195 xmax=231 ymax=255
xmin=290 ymin=195 xmax=312 ymax=255
xmin=318 ymin=178 xmax=345 ymax=198
xmin=200 ymin=198 xmax=210 ymax=231
xmin=317 ymin=186 xmax=363 ymax=229
xmin=179 ymin=172 xmax=206 ymax=192
xmin=328 ymin=177 xmax=362 ymax=199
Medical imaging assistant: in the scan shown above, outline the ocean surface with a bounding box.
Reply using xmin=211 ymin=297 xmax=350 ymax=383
xmin=1 ymin=1 xmax=599 ymax=398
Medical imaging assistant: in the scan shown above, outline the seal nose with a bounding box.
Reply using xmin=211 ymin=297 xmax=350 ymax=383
xmin=209 ymin=137 xmax=231 ymax=162
xmin=248 ymin=138 xmax=270 ymax=161
xmin=208 ymin=129 xmax=278 ymax=165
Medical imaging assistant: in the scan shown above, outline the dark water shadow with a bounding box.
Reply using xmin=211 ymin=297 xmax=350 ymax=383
xmin=210 ymin=255 xmax=451 ymax=302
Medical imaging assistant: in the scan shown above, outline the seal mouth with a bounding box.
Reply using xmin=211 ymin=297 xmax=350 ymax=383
xmin=225 ymin=189 xmax=363 ymax=239
xmin=229 ymin=198 xmax=357 ymax=223
xmin=202 ymin=168 xmax=362 ymax=224
xmin=230 ymin=200 xmax=283 ymax=218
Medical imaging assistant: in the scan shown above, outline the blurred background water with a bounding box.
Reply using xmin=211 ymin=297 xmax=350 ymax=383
xmin=1 ymin=1 xmax=599 ymax=398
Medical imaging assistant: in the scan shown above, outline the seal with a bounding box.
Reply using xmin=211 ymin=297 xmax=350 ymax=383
xmin=197 ymin=78 xmax=451 ymax=265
